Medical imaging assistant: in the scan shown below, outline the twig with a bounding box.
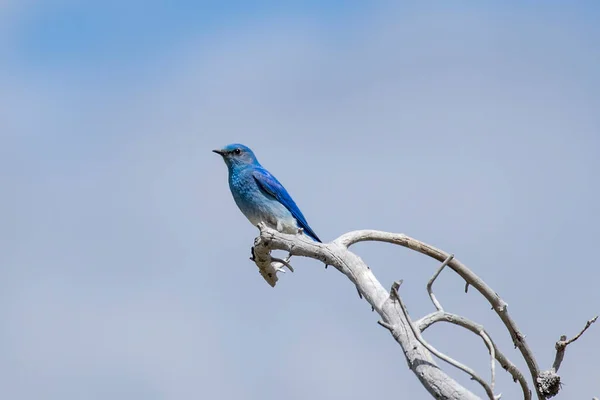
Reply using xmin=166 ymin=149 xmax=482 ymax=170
xmin=271 ymin=256 xmax=295 ymax=273
xmin=426 ymin=254 xmax=454 ymax=311
xmin=480 ymin=330 xmax=496 ymax=391
xmin=390 ymin=280 xmax=402 ymax=300
xmin=552 ymin=316 xmax=598 ymax=373
xmin=390 ymin=283 xmax=499 ymax=400
xmin=377 ymin=320 xmax=394 ymax=330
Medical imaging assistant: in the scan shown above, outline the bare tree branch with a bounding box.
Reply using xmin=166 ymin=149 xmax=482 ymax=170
xmin=480 ymin=330 xmax=496 ymax=391
xmin=530 ymin=316 xmax=599 ymax=398
xmin=426 ymin=256 xmax=499 ymax=394
xmin=389 ymin=281 xmax=500 ymax=400
xmin=422 ymin=251 xmax=528 ymax=399
xmin=251 ymin=225 xmax=596 ymax=399
xmin=551 ymin=316 xmax=598 ymax=373
xmin=417 ymin=311 xmax=531 ymax=400
xmin=270 ymin=255 xmax=294 ymax=273
xmin=427 ymin=254 xmax=454 ymax=312
xmin=253 ymin=224 xmax=479 ymax=400
xmin=334 ymin=229 xmax=544 ymax=398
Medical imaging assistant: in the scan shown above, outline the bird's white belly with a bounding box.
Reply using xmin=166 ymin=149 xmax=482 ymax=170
xmin=246 ymin=199 xmax=298 ymax=234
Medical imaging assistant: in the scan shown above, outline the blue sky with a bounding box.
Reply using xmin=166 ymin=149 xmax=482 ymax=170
xmin=8 ymin=1 xmax=372 ymax=72
xmin=2 ymin=2 xmax=599 ymax=400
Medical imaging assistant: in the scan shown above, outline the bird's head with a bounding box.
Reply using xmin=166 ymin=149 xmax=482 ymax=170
xmin=213 ymin=143 xmax=259 ymax=169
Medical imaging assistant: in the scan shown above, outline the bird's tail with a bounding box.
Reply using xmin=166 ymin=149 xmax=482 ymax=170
xmin=301 ymin=227 xmax=321 ymax=243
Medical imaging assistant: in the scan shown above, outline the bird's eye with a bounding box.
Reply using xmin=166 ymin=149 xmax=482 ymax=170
xmin=233 ymin=148 xmax=242 ymax=155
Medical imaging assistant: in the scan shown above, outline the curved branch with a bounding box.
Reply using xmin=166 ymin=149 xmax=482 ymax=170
xmin=253 ymin=226 xmax=595 ymax=400
xmin=334 ymin=230 xmax=542 ymax=398
xmin=551 ymin=316 xmax=597 ymax=373
xmin=422 ymin=252 xmax=529 ymax=399
xmin=424 ymin=260 xmax=499 ymax=394
xmin=270 ymin=255 xmax=295 ymax=273
xmin=417 ymin=311 xmax=531 ymax=400
xmin=480 ymin=330 xmax=496 ymax=391
xmin=535 ymin=315 xmax=598 ymax=398
xmin=253 ymin=224 xmax=479 ymax=400
xmin=427 ymin=254 xmax=454 ymax=312
xmin=390 ymin=282 xmax=499 ymax=400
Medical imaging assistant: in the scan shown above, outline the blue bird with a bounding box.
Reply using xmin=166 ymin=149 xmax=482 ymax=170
xmin=213 ymin=144 xmax=321 ymax=243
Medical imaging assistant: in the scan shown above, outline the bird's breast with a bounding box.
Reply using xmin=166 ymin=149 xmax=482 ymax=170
xmin=228 ymin=170 xmax=264 ymax=215
xmin=228 ymin=169 xmax=297 ymax=232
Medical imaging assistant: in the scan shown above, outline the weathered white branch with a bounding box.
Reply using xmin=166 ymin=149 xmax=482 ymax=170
xmin=535 ymin=316 xmax=598 ymax=398
xmin=427 ymin=254 xmax=454 ymax=312
xmin=481 ymin=330 xmax=496 ymax=391
xmin=417 ymin=311 xmax=531 ymax=400
xmin=423 ymin=252 xmax=524 ymax=398
xmin=251 ymin=225 xmax=596 ymax=400
xmin=389 ymin=280 xmax=500 ymax=400
xmin=253 ymin=224 xmax=479 ymax=400
xmin=270 ymin=255 xmax=294 ymax=273
xmin=334 ymin=230 xmax=544 ymax=398
xmin=551 ymin=316 xmax=597 ymax=373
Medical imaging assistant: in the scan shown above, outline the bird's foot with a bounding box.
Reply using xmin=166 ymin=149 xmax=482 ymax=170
xmin=296 ymin=227 xmax=304 ymax=236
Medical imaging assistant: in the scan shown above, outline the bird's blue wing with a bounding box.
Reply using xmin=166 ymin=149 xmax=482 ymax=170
xmin=252 ymin=168 xmax=322 ymax=242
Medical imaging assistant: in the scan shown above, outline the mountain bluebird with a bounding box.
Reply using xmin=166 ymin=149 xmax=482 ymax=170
xmin=213 ymin=143 xmax=321 ymax=242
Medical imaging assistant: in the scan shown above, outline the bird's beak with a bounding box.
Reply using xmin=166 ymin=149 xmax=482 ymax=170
xmin=212 ymin=149 xmax=225 ymax=156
